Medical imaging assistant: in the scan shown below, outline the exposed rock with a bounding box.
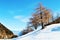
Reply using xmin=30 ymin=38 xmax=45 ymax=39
xmin=0 ymin=23 xmax=18 ymax=39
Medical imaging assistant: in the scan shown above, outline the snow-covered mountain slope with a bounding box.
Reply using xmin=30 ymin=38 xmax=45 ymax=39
xmin=13 ymin=23 xmax=60 ymax=40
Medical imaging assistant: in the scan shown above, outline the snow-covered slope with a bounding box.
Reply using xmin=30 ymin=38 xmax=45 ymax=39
xmin=13 ymin=23 xmax=60 ymax=40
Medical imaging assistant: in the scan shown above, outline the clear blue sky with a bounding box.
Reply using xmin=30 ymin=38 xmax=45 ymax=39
xmin=0 ymin=0 xmax=60 ymax=31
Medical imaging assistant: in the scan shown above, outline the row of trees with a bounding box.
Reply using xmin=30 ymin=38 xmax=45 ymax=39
xmin=21 ymin=4 xmax=60 ymax=35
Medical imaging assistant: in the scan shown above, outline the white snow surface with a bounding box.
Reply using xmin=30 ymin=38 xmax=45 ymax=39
xmin=13 ymin=23 xmax=60 ymax=40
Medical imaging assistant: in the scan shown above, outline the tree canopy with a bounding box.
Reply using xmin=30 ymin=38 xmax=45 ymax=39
xmin=28 ymin=4 xmax=52 ymax=29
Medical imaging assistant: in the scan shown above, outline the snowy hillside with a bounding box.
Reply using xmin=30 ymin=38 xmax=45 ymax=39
xmin=13 ymin=23 xmax=60 ymax=40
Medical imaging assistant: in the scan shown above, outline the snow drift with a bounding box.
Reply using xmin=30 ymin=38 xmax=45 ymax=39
xmin=13 ymin=23 xmax=60 ymax=40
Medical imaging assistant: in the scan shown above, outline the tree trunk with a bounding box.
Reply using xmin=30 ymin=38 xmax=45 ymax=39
xmin=34 ymin=26 xmax=37 ymax=29
xmin=41 ymin=22 xmax=44 ymax=29
xmin=33 ymin=24 xmax=38 ymax=29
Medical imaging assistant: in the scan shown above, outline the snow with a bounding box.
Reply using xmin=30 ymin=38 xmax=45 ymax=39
xmin=12 ymin=23 xmax=60 ymax=40
xmin=42 ymin=23 xmax=60 ymax=32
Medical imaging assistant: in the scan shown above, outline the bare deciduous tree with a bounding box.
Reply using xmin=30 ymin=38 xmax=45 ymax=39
xmin=28 ymin=3 xmax=52 ymax=29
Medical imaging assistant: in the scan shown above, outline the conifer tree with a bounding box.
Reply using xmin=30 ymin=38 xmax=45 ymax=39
xmin=28 ymin=3 xmax=52 ymax=29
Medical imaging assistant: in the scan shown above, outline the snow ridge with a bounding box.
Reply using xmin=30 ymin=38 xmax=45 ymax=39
xmin=14 ymin=23 xmax=60 ymax=40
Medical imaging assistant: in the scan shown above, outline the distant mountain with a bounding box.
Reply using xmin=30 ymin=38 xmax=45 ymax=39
xmin=0 ymin=23 xmax=17 ymax=39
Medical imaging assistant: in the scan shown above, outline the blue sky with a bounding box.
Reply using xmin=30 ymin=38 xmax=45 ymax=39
xmin=0 ymin=0 xmax=60 ymax=31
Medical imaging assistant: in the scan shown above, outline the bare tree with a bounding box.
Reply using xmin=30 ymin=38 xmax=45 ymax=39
xmin=28 ymin=3 xmax=52 ymax=30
